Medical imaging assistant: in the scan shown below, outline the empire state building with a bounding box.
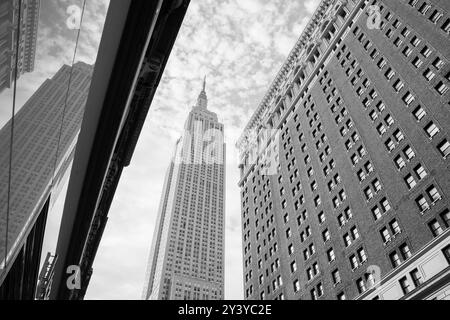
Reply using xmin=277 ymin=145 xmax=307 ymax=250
xmin=142 ymin=78 xmax=225 ymax=300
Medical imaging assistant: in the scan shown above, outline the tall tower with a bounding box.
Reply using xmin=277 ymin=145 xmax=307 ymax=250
xmin=0 ymin=0 xmax=40 ymax=94
xmin=237 ymin=0 xmax=450 ymax=300
xmin=143 ymin=78 xmax=226 ymax=300
xmin=0 ymin=61 xmax=93 ymax=279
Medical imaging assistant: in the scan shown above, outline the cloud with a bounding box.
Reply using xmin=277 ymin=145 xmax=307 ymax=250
xmin=304 ymin=0 xmax=321 ymax=14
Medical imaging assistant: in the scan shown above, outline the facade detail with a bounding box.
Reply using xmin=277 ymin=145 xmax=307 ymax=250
xmin=238 ymin=0 xmax=450 ymax=300
xmin=143 ymin=79 xmax=225 ymax=300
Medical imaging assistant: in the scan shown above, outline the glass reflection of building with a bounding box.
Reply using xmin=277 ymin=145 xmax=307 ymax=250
xmin=0 ymin=0 xmax=40 ymax=94
xmin=0 ymin=61 xmax=92 ymax=271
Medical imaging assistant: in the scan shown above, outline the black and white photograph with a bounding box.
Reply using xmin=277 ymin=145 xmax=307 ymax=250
xmin=0 ymin=0 xmax=449 ymax=314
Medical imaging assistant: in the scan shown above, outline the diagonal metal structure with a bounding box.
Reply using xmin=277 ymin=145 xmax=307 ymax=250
xmin=49 ymin=0 xmax=190 ymax=300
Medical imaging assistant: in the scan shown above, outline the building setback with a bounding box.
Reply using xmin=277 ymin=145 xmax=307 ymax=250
xmin=142 ymin=79 xmax=225 ymax=300
xmin=237 ymin=0 xmax=450 ymax=300
xmin=0 ymin=0 xmax=40 ymax=94
xmin=0 ymin=61 xmax=92 ymax=277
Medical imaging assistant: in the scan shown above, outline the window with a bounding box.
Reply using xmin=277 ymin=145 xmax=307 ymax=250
xmin=332 ymin=269 xmax=341 ymax=285
xmin=401 ymin=27 xmax=410 ymax=37
xmin=381 ymin=227 xmax=391 ymax=243
xmin=307 ymin=268 xmax=313 ymax=281
xmin=416 ymin=195 xmax=430 ymax=212
xmin=318 ymin=211 xmax=325 ymax=224
xmin=357 ymin=278 xmax=366 ymax=294
xmin=418 ymin=2 xmax=431 ymax=14
xmin=309 ymin=243 xmax=315 ymax=255
xmin=377 ymin=57 xmax=387 ymax=69
xmin=303 ymin=249 xmax=310 ymax=261
xmin=394 ymin=129 xmax=404 ymax=142
xmin=410 ymin=35 xmax=421 ymax=47
xmin=442 ymin=18 xmax=450 ymax=33
xmin=393 ymin=79 xmax=404 ymax=92
xmin=399 ymin=276 xmax=411 ymax=295
xmin=405 ymin=174 xmax=417 ymax=189
xmin=429 ymin=219 xmax=443 ymax=237
xmin=440 ymin=209 xmax=450 ymax=227
xmin=317 ymin=283 xmax=324 ymax=297
xmin=390 ymin=219 xmax=401 ymax=235
xmin=286 ymin=228 xmax=291 ymax=239
xmin=429 ymin=10 xmax=443 ymax=23
xmin=432 ymin=57 xmax=445 ymax=70
xmin=385 ymin=28 xmax=393 ymax=38
xmin=327 ymin=248 xmax=336 ymax=262
xmin=385 ymin=67 xmax=395 ymax=80
xmin=310 ymin=288 xmax=318 ymax=300
xmin=421 ymin=45 xmax=432 ymax=58
xmin=357 ymin=247 xmax=367 ymax=263
xmin=350 ymin=255 xmax=358 ymax=270
xmin=344 ymin=233 xmax=352 ymax=247
xmin=435 ymin=81 xmax=448 ymax=95
xmin=390 ymin=251 xmax=401 ymax=267
xmin=438 ymin=139 xmax=450 ymax=158
xmin=412 ymin=161 xmax=427 ymax=179
xmin=338 ymin=214 xmax=345 ymax=227
xmin=402 ymin=46 xmax=412 ymax=57
xmin=366 ymin=273 xmax=376 ymax=288
xmin=313 ymin=262 xmax=320 ymax=276
xmin=294 ymin=280 xmax=300 ymax=293
xmin=404 ymin=145 xmax=415 ymax=160
xmin=372 ymin=206 xmax=382 ymax=220
xmin=288 ymin=244 xmax=294 ymax=255
xmin=377 ymin=123 xmax=387 ymax=135
xmin=385 ymin=138 xmax=395 ymax=152
xmin=400 ymin=243 xmax=412 ymax=260
xmin=323 ymin=229 xmax=331 ymax=242
xmin=412 ymin=56 xmax=423 ymax=68
xmin=381 ymin=198 xmax=391 ymax=212
xmin=364 ymin=187 xmax=374 ymax=200
xmin=410 ymin=268 xmax=423 ymax=287
xmin=427 ymin=185 xmax=441 ymax=202
xmin=443 ymin=245 xmax=450 ymax=264
xmin=385 ymin=114 xmax=394 ymax=127
xmin=402 ymin=92 xmax=415 ymax=106
xmin=394 ymin=155 xmax=406 ymax=170
xmin=423 ymin=68 xmax=435 ymax=81
xmin=413 ymin=105 xmax=426 ymax=121
xmin=314 ymin=195 xmax=321 ymax=207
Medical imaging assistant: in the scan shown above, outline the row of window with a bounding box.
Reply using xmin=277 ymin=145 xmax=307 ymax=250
xmin=349 ymin=16 xmax=450 ymax=163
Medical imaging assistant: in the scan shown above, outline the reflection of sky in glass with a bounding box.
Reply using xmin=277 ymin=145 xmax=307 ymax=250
xmin=0 ymin=0 xmax=110 ymax=289
xmin=0 ymin=0 xmax=109 ymax=127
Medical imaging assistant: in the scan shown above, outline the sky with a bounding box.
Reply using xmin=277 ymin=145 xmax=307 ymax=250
xmin=0 ymin=0 xmax=321 ymax=299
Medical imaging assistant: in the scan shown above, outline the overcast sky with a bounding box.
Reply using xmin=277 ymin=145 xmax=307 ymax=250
xmin=0 ymin=0 xmax=321 ymax=300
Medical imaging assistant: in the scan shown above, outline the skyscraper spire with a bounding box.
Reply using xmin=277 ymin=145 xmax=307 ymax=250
xmin=196 ymin=75 xmax=208 ymax=109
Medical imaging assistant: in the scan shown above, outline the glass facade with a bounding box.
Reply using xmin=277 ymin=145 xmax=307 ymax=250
xmin=0 ymin=0 xmax=109 ymax=286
